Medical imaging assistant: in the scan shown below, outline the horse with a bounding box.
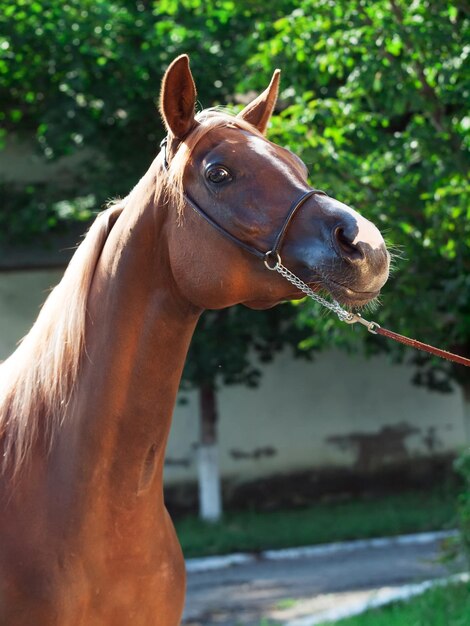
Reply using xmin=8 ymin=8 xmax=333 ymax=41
xmin=0 ymin=55 xmax=389 ymax=625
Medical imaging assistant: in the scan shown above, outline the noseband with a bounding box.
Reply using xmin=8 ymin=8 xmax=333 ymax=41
xmin=160 ymin=136 xmax=327 ymax=270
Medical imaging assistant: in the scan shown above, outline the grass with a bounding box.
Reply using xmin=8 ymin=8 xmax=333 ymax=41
xmin=175 ymin=487 xmax=457 ymax=558
xmin=317 ymin=581 xmax=470 ymax=626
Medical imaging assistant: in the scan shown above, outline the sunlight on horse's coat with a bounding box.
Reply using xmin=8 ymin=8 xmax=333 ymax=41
xmin=0 ymin=55 xmax=389 ymax=626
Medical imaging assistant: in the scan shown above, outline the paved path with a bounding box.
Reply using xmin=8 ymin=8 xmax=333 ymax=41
xmin=183 ymin=534 xmax=464 ymax=625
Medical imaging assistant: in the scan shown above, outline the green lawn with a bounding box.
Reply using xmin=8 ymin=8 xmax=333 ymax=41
xmin=175 ymin=487 xmax=456 ymax=558
xmin=317 ymin=581 xmax=470 ymax=626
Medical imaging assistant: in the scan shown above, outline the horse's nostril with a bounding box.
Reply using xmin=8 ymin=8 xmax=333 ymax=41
xmin=334 ymin=227 xmax=364 ymax=262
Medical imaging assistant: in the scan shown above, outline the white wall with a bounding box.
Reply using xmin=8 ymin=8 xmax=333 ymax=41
xmin=165 ymin=349 xmax=465 ymax=484
xmin=0 ymin=269 xmax=63 ymax=357
xmin=0 ymin=269 xmax=466 ymax=486
xmin=0 ymin=136 xmax=94 ymax=185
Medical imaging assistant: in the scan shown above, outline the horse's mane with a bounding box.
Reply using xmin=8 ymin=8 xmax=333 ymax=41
xmin=0 ymin=204 xmax=124 ymax=477
xmin=0 ymin=109 xmax=262 ymax=478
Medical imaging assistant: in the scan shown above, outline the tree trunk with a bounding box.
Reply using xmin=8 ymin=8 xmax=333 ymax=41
xmin=197 ymin=383 xmax=222 ymax=522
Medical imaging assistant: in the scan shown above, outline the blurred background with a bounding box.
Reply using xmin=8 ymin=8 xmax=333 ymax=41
xmin=1 ymin=1 xmax=470 ymax=624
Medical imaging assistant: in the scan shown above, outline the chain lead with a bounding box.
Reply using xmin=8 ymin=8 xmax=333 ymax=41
xmin=265 ymin=253 xmax=379 ymax=333
xmin=274 ymin=261 xmax=354 ymax=321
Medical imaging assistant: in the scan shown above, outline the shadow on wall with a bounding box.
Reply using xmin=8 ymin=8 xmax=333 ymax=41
xmin=326 ymin=423 xmax=443 ymax=472
xmin=164 ymin=453 xmax=455 ymax=517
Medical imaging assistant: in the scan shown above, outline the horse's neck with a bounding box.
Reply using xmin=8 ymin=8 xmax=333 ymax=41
xmin=52 ymin=176 xmax=200 ymax=505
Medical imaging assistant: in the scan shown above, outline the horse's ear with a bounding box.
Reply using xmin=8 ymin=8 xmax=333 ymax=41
xmin=160 ymin=54 xmax=197 ymax=139
xmin=237 ymin=69 xmax=281 ymax=134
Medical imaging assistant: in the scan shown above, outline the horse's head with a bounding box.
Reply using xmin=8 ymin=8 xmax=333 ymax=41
xmin=160 ymin=56 xmax=389 ymax=311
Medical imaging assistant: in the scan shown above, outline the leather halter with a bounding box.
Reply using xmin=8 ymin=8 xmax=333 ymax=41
xmin=160 ymin=136 xmax=327 ymax=266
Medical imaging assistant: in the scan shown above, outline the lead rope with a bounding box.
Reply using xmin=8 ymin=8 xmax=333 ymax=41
xmin=265 ymin=252 xmax=470 ymax=367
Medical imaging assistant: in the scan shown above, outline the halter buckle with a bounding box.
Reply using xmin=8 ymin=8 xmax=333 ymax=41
xmin=264 ymin=251 xmax=281 ymax=271
xmin=160 ymin=136 xmax=169 ymax=170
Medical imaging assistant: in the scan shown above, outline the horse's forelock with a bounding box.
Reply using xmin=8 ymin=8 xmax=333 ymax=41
xmin=161 ymin=110 xmax=264 ymax=217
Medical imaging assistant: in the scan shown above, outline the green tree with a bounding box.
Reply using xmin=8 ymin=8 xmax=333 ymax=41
xmin=182 ymin=304 xmax=313 ymax=520
xmin=242 ymin=1 xmax=470 ymax=397
xmin=0 ymin=0 xmax=269 ymax=239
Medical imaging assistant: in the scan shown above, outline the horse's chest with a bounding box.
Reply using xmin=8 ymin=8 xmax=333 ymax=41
xmin=0 ymin=497 xmax=186 ymax=626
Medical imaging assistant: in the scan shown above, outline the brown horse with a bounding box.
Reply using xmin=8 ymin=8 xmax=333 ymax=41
xmin=0 ymin=56 xmax=389 ymax=625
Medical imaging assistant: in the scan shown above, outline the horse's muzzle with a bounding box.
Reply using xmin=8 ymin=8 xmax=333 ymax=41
xmin=288 ymin=196 xmax=390 ymax=306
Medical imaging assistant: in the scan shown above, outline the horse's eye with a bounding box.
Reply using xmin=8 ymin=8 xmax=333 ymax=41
xmin=206 ymin=166 xmax=232 ymax=184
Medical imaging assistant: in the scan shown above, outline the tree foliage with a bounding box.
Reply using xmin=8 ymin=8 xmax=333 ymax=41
xmin=244 ymin=0 xmax=470 ymax=384
xmin=2 ymin=0 xmax=470 ymax=388
xmin=0 ymin=0 xmax=277 ymax=239
xmin=183 ymin=304 xmax=312 ymax=392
